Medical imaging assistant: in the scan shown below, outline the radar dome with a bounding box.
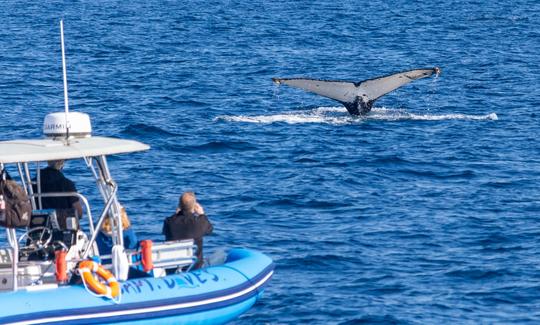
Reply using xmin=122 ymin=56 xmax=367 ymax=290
xmin=43 ymin=112 xmax=92 ymax=138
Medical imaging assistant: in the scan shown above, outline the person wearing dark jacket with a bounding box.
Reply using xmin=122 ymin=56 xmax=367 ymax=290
xmin=162 ymin=192 xmax=213 ymax=270
xmin=33 ymin=160 xmax=83 ymax=218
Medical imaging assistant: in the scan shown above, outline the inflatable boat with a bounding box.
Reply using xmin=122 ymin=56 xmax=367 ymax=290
xmin=0 ymin=21 xmax=273 ymax=324
xmin=0 ymin=248 xmax=273 ymax=324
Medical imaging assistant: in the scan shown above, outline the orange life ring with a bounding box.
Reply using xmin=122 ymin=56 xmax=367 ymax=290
xmin=79 ymin=260 xmax=120 ymax=298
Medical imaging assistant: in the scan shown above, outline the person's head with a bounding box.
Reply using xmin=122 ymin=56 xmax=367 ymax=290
xmin=178 ymin=192 xmax=196 ymax=215
xmin=101 ymin=206 xmax=131 ymax=234
xmin=47 ymin=160 xmax=65 ymax=170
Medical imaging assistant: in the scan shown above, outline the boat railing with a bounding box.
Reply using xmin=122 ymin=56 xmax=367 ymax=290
xmin=99 ymin=240 xmax=198 ymax=275
xmin=29 ymin=192 xmax=95 ymax=234
xmin=2 ymin=189 xmax=113 ymax=291
xmin=29 ymin=184 xmax=119 ymax=261
xmin=82 ymin=183 xmax=117 ymax=258
xmin=4 ymin=191 xmax=197 ymax=288
xmin=145 ymin=240 xmax=197 ymax=270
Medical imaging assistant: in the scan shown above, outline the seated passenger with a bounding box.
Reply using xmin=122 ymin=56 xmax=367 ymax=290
xmin=33 ymin=160 xmax=83 ymax=218
xmin=96 ymin=206 xmax=138 ymax=256
xmin=163 ymin=192 xmax=213 ymax=270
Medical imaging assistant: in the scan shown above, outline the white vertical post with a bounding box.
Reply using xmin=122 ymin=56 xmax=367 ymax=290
xmin=7 ymin=228 xmax=18 ymax=291
xmin=60 ymin=20 xmax=70 ymax=138
xmin=23 ymin=163 xmax=36 ymax=209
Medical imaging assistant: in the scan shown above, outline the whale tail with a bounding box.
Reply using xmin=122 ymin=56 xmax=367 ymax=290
xmin=272 ymin=67 xmax=441 ymax=115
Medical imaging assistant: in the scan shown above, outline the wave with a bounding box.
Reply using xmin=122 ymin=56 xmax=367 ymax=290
xmin=216 ymin=106 xmax=498 ymax=125
xmin=181 ymin=140 xmax=256 ymax=153
xmin=120 ymin=123 xmax=178 ymax=137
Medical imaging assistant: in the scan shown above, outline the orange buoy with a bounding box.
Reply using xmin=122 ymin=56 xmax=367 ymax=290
xmin=140 ymin=240 xmax=154 ymax=272
xmin=78 ymin=260 xmax=119 ymax=298
xmin=55 ymin=250 xmax=68 ymax=284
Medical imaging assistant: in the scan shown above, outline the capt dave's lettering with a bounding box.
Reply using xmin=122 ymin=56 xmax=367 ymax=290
xmin=121 ymin=270 xmax=221 ymax=295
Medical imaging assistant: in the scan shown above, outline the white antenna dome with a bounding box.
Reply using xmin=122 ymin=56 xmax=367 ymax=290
xmin=43 ymin=112 xmax=92 ymax=138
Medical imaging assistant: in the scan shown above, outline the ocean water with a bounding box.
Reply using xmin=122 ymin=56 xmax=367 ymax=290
xmin=1 ymin=0 xmax=540 ymax=323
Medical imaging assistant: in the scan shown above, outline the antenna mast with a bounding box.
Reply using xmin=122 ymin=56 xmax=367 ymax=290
xmin=60 ymin=20 xmax=70 ymax=139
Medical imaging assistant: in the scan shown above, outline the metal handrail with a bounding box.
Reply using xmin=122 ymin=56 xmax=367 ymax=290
xmin=82 ymin=184 xmax=117 ymax=258
xmin=29 ymin=192 xmax=95 ymax=235
xmin=29 ymin=187 xmax=118 ymax=259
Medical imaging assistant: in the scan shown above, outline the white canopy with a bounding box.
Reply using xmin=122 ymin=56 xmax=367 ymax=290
xmin=0 ymin=136 xmax=150 ymax=164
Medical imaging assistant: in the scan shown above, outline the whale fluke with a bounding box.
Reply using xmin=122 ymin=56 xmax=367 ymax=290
xmin=272 ymin=67 xmax=441 ymax=115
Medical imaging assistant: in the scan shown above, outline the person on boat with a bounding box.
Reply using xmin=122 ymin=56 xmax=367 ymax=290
xmin=95 ymin=206 xmax=138 ymax=256
xmin=163 ymin=192 xmax=213 ymax=270
xmin=33 ymin=160 xmax=83 ymax=218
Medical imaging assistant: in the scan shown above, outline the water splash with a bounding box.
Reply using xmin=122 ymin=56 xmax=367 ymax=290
xmin=216 ymin=107 xmax=498 ymax=125
xmin=368 ymin=107 xmax=499 ymax=121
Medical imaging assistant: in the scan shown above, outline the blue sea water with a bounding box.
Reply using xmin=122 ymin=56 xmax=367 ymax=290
xmin=1 ymin=0 xmax=540 ymax=323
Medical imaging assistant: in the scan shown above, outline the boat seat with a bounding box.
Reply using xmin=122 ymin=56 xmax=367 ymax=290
xmin=151 ymin=239 xmax=197 ymax=270
xmin=126 ymin=239 xmax=197 ymax=276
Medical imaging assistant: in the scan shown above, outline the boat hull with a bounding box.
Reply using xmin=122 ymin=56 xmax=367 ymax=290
xmin=0 ymin=248 xmax=273 ymax=325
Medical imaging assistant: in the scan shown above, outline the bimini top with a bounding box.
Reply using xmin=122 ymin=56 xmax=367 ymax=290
xmin=0 ymin=136 xmax=150 ymax=164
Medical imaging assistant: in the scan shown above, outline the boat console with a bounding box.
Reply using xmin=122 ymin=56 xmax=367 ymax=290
xmin=19 ymin=210 xmax=80 ymax=260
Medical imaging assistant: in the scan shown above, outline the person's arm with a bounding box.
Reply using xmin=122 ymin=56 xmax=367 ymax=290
xmin=204 ymin=215 xmax=213 ymax=235
xmin=194 ymin=203 xmax=205 ymax=215
xmin=124 ymin=228 xmax=138 ymax=250
xmin=66 ymin=179 xmax=83 ymax=217
xmin=73 ymin=201 xmax=83 ymax=219
xmin=194 ymin=214 xmax=213 ymax=236
xmin=162 ymin=218 xmax=170 ymax=240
